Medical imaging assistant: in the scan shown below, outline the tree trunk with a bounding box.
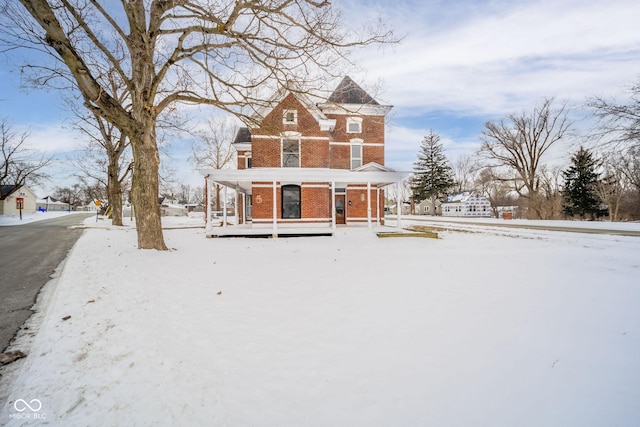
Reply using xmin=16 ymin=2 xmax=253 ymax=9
xmin=130 ymin=125 xmax=167 ymax=250
xmin=107 ymin=161 xmax=123 ymax=226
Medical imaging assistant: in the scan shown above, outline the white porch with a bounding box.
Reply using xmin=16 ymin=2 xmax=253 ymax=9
xmin=199 ymin=166 xmax=410 ymax=237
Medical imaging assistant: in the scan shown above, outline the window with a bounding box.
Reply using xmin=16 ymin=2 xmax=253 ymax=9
xmin=351 ymin=142 xmax=362 ymax=169
xmin=246 ymin=153 xmax=252 ymax=169
xmin=346 ymin=117 xmax=362 ymax=133
xmin=283 ymin=110 xmax=297 ymax=124
xmin=282 ymin=185 xmax=301 ymax=219
xmin=282 ymin=139 xmax=300 ymax=167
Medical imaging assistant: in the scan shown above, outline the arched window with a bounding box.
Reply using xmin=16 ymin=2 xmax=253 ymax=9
xmin=282 ymin=185 xmax=301 ymax=219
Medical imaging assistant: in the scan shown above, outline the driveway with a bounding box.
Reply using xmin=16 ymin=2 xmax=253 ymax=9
xmin=0 ymin=213 xmax=92 ymax=352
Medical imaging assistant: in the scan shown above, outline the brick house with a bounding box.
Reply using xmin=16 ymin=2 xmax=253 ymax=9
xmin=200 ymin=77 xmax=409 ymax=236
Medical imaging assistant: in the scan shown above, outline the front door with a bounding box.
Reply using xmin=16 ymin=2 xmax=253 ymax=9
xmin=335 ymin=194 xmax=346 ymax=225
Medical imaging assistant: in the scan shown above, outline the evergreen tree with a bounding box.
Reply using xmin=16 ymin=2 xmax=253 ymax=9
xmin=562 ymin=147 xmax=604 ymax=219
xmin=411 ymin=130 xmax=455 ymax=202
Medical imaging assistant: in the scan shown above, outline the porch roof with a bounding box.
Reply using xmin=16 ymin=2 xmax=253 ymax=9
xmin=199 ymin=167 xmax=410 ymax=193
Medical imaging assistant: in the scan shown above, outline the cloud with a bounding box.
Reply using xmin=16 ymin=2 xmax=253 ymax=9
xmin=352 ymin=0 xmax=640 ymax=116
xmin=18 ymin=123 xmax=81 ymax=154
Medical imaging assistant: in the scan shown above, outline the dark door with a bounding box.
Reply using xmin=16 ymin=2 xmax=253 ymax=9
xmin=335 ymin=194 xmax=346 ymax=225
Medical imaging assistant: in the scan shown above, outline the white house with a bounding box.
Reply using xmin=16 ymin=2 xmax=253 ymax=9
xmin=441 ymin=191 xmax=491 ymax=217
xmin=0 ymin=185 xmax=38 ymax=215
xmin=415 ymin=198 xmax=442 ymax=216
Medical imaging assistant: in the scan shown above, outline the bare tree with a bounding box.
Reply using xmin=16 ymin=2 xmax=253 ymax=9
xmin=475 ymin=168 xmax=514 ymax=218
xmin=479 ymin=97 xmax=571 ymax=219
xmin=588 ymin=80 xmax=640 ymax=148
xmin=53 ymin=183 xmax=83 ymax=210
xmin=191 ymin=117 xmax=236 ymax=212
xmin=74 ymin=110 xmax=132 ymax=226
xmin=596 ymin=151 xmax=631 ymax=221
xmin=0 ymin=118 xmax=51 ymax=198
xmin=537 ymin=165 xmax=563 ymax=220
xmin=3 ymin=1 xmax=394 ymax=249
xmin=452 ymin=153 xmax=480 ymax=193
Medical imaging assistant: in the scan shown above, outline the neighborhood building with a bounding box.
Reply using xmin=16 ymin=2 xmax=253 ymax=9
xmin=199 ymin=77 xmax=409 ymax=236
xmin=36 ymin=196 xmax=71 ymax=212
xmin=441 ymin=191 xmax=492 ymax=217
xmin=0 ymin=185 xmax=37 ymax=215
xmin=415 ymin=198 xmax=442 ymax=216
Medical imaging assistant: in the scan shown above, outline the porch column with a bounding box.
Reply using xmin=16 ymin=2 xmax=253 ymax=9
xmin=397 ymin=181 xmax=403 ymax=230
xmin=376 ymin=187 xmax=381 ymax=225
xmin=205 ymin=177 xmax=212 ymax=231
xmin=223 ymin=186 xmax=228 ymax=228
xmin=234 ymin=186 xmax=239 ymax=226
xmin=241 ymin=192 xmax=246 ymax=225
xmin=331 ymin=181 xmax=336 ymax=229
xmin=367 ymin=181 xmax=372 ymax=229
xmin=272 ymin=180 xmax=278 ymax=236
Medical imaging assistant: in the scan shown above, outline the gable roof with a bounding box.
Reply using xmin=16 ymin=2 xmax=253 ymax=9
xmin=443 ymin=191 xmax=489 ymax=204
xmin=1 ymin=184 xmax=36 ymax=201
xmin=233 ymin=127 xmax=252 ymax=145
xmin=252 ymin=87 xmax=329 ymax=125
xmin=1 ymin=185 xmax=17 ymax=195
xmin=353 ymin=162 xmax=395 ymax=172
xmin=328 ymin=76 xmax=379 ymax=105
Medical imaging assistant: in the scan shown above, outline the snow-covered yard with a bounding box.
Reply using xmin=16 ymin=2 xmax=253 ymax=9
xmin=0 ymin=211 xmax=87 ymax=226
xmin=1 ymin=217 xmax=639 ymax=426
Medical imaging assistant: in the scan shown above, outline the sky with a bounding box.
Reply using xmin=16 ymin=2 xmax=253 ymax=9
xmin=1 ymin=0 xmax=640 ymax=196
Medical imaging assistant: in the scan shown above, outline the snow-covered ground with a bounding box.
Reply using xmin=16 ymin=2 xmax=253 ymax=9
xmin=0 ymin=211 xmax=86 ymax=226
xmin=1 ymin=216 xmax=639 ymax=426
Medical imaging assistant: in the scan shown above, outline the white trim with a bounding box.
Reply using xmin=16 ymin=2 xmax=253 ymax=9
xmin=350 ymin=139 xmax=363 ymax=170
xmin=302 ymin=184 xmax=331 ymax=188
xmin=253 ymin=218 xmax=332 ymax=223
xmin=283 ymin=109 xmax=297 ymax=124
xmin=318 ymin=103 xmax=393 ymax=116
xmin=346 ymin=117 xmax=363 ymax=134
xmin=331 ymin=181 xmax=336 ymax=229
xmin=329 ymin=141 xmax=384 ymax=147
xmin=367 ymin=181 xmax=372 ymax=228
xmin=281 ymin=136 xmax=301 ymax=168
xmin=253 ymin=134 xmax=330 ymax=141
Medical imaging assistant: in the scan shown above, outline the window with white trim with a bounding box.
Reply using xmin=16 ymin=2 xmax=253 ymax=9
xmin=350 ymin=141 xmax=362 ymax=169
xmin=282 ymin=138 xmax=300 ymax=167
xmin=283 ymin=110 xmax=297 ymax=124
xmin=282 ymin=184 xmax=301 ymax=218
xmin=346 ymin=117 xmax=362 ymax=133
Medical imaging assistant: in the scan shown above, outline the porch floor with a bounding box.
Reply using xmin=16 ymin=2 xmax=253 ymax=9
xmin=206 ymin=224 xmax=335 ymax=238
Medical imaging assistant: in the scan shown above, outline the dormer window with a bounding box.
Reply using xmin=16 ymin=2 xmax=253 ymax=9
xmin=283 ymin=109 xmax=297 ymax=124
xmin=346 ymin=117 xmax=362 ymax=133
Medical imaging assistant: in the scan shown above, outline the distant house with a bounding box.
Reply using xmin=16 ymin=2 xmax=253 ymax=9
xmin=36 ymin=196 xmax=70 ymax=212
xmin=415 ymin=198 xmax=442 ymax=216
xmin=0 ymin=185 xmax=38 ymax=215
xmin=441 ymin=191 xmax=491 ymax=217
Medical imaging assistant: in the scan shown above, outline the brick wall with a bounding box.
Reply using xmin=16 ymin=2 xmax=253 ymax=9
xmin=301 ymin=185 xmax=331 ymax=218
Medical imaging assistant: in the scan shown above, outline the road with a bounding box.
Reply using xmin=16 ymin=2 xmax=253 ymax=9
xmin=0 ymin=214 xmax=92 ymax=352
